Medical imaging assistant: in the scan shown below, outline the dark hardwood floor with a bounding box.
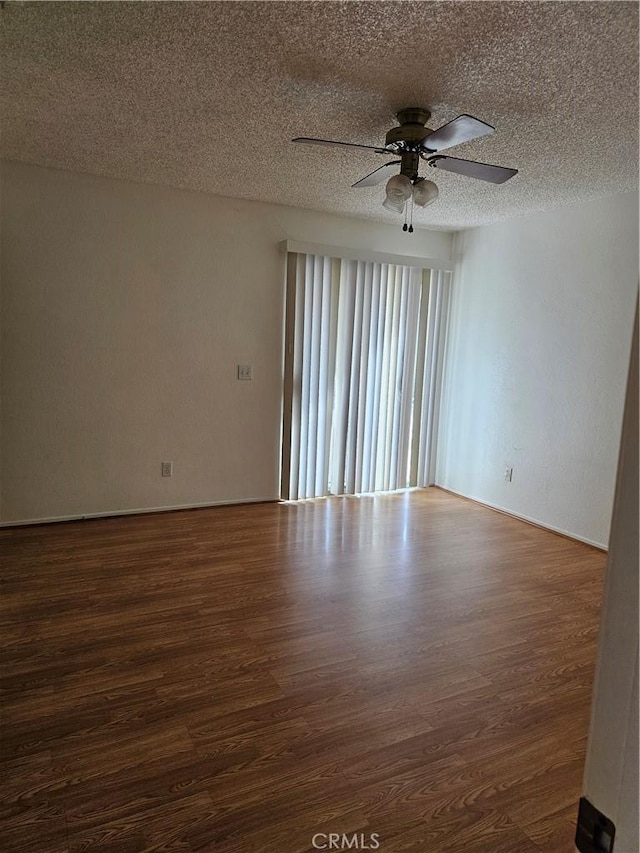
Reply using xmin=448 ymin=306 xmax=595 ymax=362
xmin=0 ymin=488 xmax=606 ymax=852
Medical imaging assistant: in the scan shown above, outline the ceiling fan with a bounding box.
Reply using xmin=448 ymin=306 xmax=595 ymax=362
xmin=293 ymin=108 xmax=518 ymax=230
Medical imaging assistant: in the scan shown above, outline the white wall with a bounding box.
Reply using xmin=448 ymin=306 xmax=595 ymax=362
xmin=436 ymin=192 xmax=638 ymax=547
xmin=581 ymin=306 xmax=638 ymax=852
xmin=0 ymin=161 xmax=452 ymax=523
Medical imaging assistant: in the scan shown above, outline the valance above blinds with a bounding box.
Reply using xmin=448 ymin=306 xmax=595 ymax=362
xmin=280 ymin=240 xmax=453 ymax=272
xmin=281 ymin=252 xmax=451 ymax=500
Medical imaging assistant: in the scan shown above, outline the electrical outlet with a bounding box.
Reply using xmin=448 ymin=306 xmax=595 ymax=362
xmin=161 ymin=461 xmax=173 ymax=477
xmin=504 ymin=466 xmax=513 ymax=482
xmin=237 ymin=364 xmax=253 ymax=381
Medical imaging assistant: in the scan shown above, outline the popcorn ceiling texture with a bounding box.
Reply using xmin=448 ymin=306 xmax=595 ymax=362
xmin=1 ymin=1 xmax=637 ymax=231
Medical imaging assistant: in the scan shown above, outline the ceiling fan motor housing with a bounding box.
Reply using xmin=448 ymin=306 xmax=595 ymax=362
xmin=385 ymin=107 xmax=433 ymax=152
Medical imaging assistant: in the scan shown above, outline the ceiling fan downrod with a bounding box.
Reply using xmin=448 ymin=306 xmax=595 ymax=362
xmin=399 ymin=151 xmax=420 ymax=181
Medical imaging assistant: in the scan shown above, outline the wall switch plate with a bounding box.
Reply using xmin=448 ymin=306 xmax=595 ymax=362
xmin=575 ymin=797 xmax=615 ymax=852
xmin=504 ymin=466 xmax=513 ymax=482
xmin=161 ymin=461 xmax=173 ymax=477
xmin=237 ymin=364 xmax=253 ymax=381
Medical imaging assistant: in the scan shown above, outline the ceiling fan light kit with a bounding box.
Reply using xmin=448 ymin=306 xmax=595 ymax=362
xmin=293 ymin=107 xmax=518 ymax=232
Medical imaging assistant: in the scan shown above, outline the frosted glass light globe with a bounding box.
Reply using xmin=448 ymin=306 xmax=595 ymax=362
xmin=412 ymin=178 xmax=439 ymax=208
xmin=384 ymin=174 xmax=412 ymax=211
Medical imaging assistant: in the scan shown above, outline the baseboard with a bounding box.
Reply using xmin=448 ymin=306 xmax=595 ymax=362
xmin=433 ymin=485 xmax=608 ymax=552
xmin=0 ymin=496 xmax=282 ymax=529
xmin=1 ymin=490 xmax=610 ymax=550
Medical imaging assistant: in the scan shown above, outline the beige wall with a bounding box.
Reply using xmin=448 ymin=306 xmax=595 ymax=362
xmin=0 ymin=161 xmax=452 ymax=522
xmin=437 ymin=192 xmax=638 ymax=547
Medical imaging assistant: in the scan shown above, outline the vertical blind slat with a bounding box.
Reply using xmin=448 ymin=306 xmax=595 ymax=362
xmin=396 ymin=267 xmax=422 ymax=487
xmin=305 ymin=256 xmax=321 ymax=496
xmin=389 ymin=266 xmax=409 ymax=490
xmin=288 ymin=254 xmax=305 ymax=500
xmin=344 ymin=262 xmax=365 ymax=495
xmin=361 ymin=262 xmax=382 ymax=493
xmin=410 ymin=274 xmax=430 ymax=487
xmin=354 ymin=262 xmax=374 ymax=493
xmin=382 ymin=267 xmax=400 ymax=491
xmin=298 ymin=255 xmax=314 ymax=497
xmin=314 ymin=257 xmax=331 ymax=495
xmin=417 ymin=270 xmax=437 ymax=487
xmin=330 ymin=260 xmax=357 ymax=495
xmin=369 ymin=266 xmax=388 ymax=492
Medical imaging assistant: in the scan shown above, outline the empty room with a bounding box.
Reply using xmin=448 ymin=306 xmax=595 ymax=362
xmin=1 ymin=2 xmax=638 ymax=852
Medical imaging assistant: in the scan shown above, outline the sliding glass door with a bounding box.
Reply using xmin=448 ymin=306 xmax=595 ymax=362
xmin=281 ymin=252 xmax=450 ymax=500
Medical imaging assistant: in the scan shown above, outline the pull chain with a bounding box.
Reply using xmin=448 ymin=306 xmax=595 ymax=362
xmin=408 ymin=194 xmax=414 ymax=233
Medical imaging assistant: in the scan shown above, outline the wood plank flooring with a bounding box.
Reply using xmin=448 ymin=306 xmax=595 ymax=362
xmin=0 ymin=488 xmax=606 ymax=852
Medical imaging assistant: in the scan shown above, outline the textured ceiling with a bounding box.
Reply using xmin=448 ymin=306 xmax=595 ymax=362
xmin=1 ymin=1 xmax=638 ymax=231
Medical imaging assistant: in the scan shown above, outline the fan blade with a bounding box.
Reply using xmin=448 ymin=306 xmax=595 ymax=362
xmin=428 ymin=155 xmax=518 ymax=184
xmin=293 ymin=137 xmax=388 ymax=154
xmin=421 ymin=114 xmax=494 ymax=152
xmin=352 ymin=161 xmax=402 ymax=188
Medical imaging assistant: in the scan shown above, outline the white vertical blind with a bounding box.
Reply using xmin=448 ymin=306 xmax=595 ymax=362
xmin=282 ymin=253 xmax=451 ymax=500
